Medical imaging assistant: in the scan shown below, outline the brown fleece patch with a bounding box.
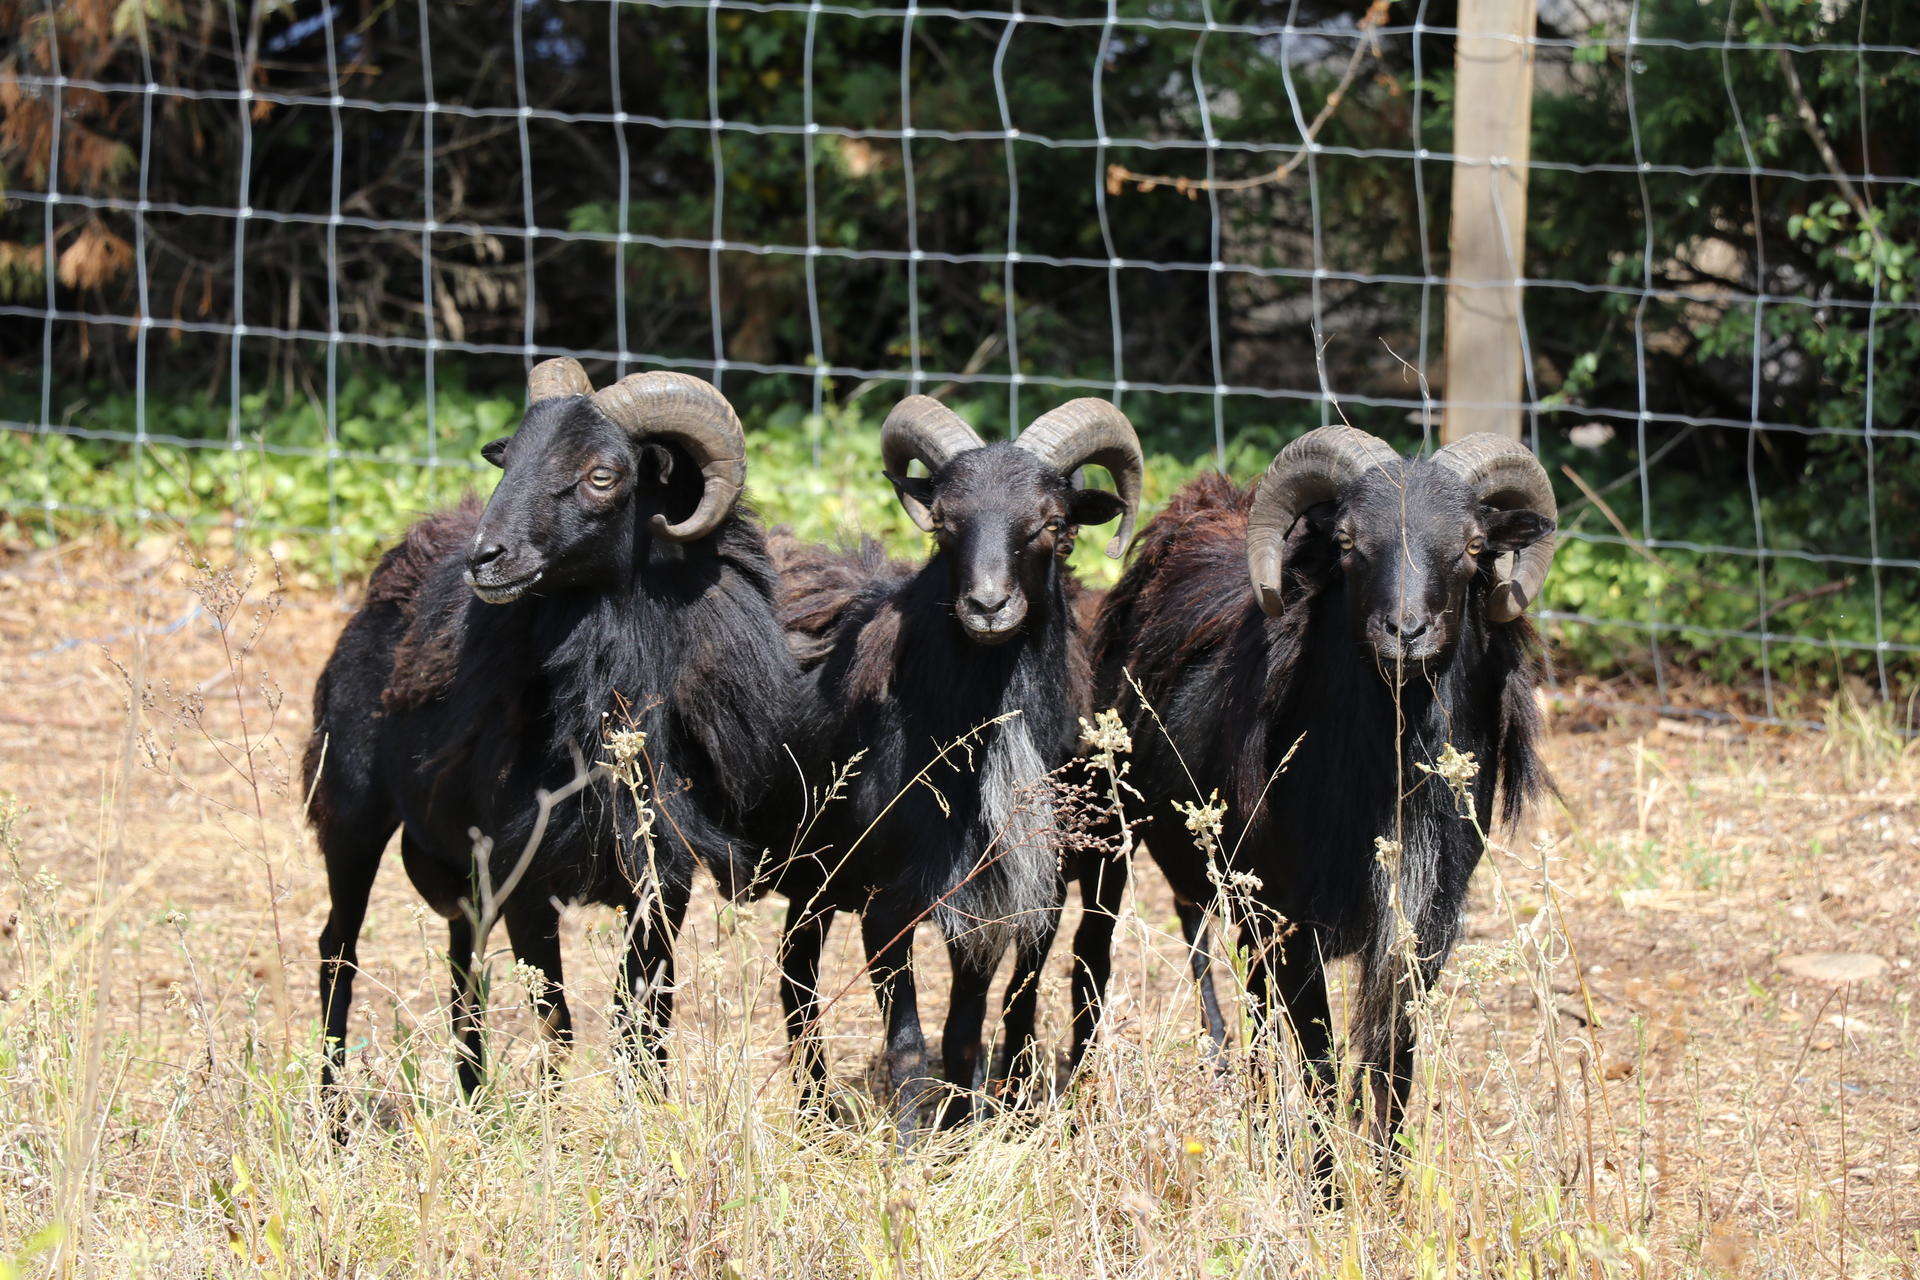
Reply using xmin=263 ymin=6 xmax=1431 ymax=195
xmin=1072 ymin=582 xmax=1106 ymax=638
xmin=375 ymin=498 xmax=484 ymax=711
xmin=773 ymin=534 xmax=907 ymax=673
xmin=1097 ymin=472 xmax=1254 ymax=678
xmin=1062 ymin=578 xmax=1099 ymax=722
xmin=846 ymin=598 xmax=902 ymax=704
xmin=367 ymin=497 xmax=482 ymax=612
xmin=385 ymin=611 xmax=467 ymax=712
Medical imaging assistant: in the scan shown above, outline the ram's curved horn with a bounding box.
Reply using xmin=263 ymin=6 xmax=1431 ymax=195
xmin=1013 ymin=399 xmax=1144 ymax=558
xmin=527 ymin=356 xmax=593 ymax=402
xmin=879 ymin=395 xmax=986 ymax=532
xmin=1244 ymin=426 xmax=1399 ymax=618
xmin=1430 ymin=432 xmax=1557 ymax=623
xmin=592 ymin=372 xmax=746 ymax=543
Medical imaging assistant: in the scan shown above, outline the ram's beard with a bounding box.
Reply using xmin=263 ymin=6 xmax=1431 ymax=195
xmin=937 ymin=714 xmax=1060 ymax=968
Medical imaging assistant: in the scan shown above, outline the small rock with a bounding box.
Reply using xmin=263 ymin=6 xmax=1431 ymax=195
xmin=1777 ymin=952 xmax=1888 ymax=984
xmin=1570 ymin=422 xmax=1616 ymax=450
xmin=1825 ymin=1014 xmax=1882 ymax=1036
xmin=1702 ymin=1218 xmax=1751 ymax=1275
xmin=133 ymin=534 xmax=175 ymax=569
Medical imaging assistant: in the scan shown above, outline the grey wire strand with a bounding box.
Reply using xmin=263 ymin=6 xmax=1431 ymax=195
xmin=991 ymin=1 xmax=1022 ymax=432
xmin=1624 ymin=0 xmax=1668 ymax=697
xmin=16 ymin=71 xmax=1917 ymax=190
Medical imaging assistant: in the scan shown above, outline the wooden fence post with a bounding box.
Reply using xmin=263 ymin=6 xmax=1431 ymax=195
xmin=1442 ymin=0 xmax=1539 ymax=442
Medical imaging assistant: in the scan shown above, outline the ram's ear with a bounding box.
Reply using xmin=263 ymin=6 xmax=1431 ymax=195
xmin=481 ymin=437 xmax=510 ymax=469
xmin=1301 ymin=498 xmax=1341 ymax=538
xmin=886 ymin=473 xmax=937 ymax=514
xmin=1066 ymin=488 xmax=1126 ymax=528
xmin=639 ymin=442 xmax=675 ymax=485
xmin=1483 ymin=508 xmax=1553 ymax=553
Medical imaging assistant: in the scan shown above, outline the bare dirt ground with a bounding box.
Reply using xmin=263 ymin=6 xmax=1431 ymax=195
xmin=2 ymin=539 xmax=1916 ymax=1277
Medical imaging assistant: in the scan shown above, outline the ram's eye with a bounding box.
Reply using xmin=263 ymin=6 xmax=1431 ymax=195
xmin=1334 ymin=530 xmax=1354 ymax=551
xmin=586 ymin=467 xmax=620 ymax=491
xmin=1035 ymin=520 xmax=1062 ymax=541
xmin=1465 ymin=536 xmax=1486 ymax=557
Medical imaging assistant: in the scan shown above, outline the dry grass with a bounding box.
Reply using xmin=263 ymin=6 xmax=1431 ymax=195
xmin=1 ymin=539 xmax=1916 ymax=1278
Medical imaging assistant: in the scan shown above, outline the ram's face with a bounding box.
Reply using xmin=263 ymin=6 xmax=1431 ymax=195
xmin=890 ymin=444 xmax=1124 ymax=646
xmin=920 ymin=448 xmax=1066 ymax=644
xmin=465 ymin=400 xmax=641 ymax=603
xmin=1327 ymin=464 xmax=1550 ymax=671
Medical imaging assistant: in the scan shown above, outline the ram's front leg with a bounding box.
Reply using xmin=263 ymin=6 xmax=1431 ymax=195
xmin=779 ymin=896 xmax=836 ymax=1114
xmin=988 ymin=905 xmax=1061 ymax=1112
xmin=859 ymin=898 xmax=938 ymax=1140
xmin=1245 ymin=917 xmax=1340 ymax=1196
xmin=1175 ymin=896 xmax=1228 ymax=1069
xmin=615 ymin=876 xmax=692 ymax=1088
xmin=1068 ymin=846 xmax=1130 ymax=1070
xmin=939 ymin=934 xmax=997 ymax=1128
xmin=1353 ymin=900 xmax=1460 ymax=1164
xmin=504 ymin=896 xmax=573 ymax=1088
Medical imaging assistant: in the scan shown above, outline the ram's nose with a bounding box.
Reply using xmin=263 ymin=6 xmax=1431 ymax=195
xmin=964 ymin=588 xmax=1012 ymax=616
xmin=467 ymin=542 xmax=508 ymax=573
xmin=957 ymin=583 xmax=1024 ymax=644
xmin=1383 ymin=613 xmax=1430 ymax=642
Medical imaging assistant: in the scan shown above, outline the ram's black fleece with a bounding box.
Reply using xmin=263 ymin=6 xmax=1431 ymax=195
xmin=776 ymin=532 xmax=1092 ymax=955
xmin=765 ymin=399 xmax=1138 ymax=1134
xmin=304 ymin=372 xmax=806 ymax=1109
xmin=1073 ymin=462 xmax=1552 ymax=1167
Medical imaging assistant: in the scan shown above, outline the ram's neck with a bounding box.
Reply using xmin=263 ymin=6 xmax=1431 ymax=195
xmin=530 ymin=516 xmax=768 ymax=755
xmin=1271 ymin=586 xmax=1505 ymax=831
xmin=534 ymin=589 xmax=664 ymax=756
xmin=891 ymin=559 xmax=1081 ymax=751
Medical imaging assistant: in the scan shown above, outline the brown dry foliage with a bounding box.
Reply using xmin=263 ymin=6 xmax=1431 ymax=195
xmin=0 ymin=540 xmax=1915 ymax=1277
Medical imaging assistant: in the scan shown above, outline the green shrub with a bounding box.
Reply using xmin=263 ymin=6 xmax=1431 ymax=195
xmin=2 ymin=379 xmax=1909 ymax=703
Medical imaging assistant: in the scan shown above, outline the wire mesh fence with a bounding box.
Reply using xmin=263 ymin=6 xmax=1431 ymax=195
xmin=1 ymin=0 xmax=1914 ymax=720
